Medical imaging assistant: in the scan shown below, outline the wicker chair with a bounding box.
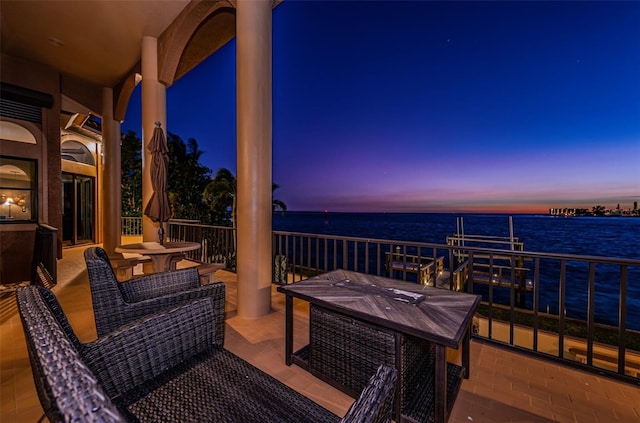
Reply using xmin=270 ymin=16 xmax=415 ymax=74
xmin=16 ymin=285 xmax=398 ymax=423
xmin=84 ymin=247 xmax=225 ymax=347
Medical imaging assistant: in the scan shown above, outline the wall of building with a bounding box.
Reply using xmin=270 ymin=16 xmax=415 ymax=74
xmin=0 ymin=54 xmax=62 ymax=283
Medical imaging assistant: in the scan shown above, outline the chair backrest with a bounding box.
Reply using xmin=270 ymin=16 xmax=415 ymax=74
xmin=16 ymin=285 xmax=125 ymax=422
xmin=84 ymin=247 xmax=129 ymax=336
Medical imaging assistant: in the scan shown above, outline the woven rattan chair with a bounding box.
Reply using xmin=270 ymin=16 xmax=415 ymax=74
xmin=16 ymin=285 xmax=398 ymax=423
xmin=84 ymin=247 xmax=225 ymax=346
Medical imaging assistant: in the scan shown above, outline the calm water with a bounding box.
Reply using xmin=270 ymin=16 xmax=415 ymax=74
xmin=274 ymin=212 xmax=640 ymax=330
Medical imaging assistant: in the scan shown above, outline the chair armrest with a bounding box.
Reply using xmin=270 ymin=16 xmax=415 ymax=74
xmin=82 ymin=298 xmax=218 ymax=398
xmin=340 ymin=364 xmax=398 ymax=423
xmin=119 ymin=267 xmax=200 ymax=303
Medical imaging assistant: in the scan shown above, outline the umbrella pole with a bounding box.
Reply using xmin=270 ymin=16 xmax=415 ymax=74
xmin=158 ymin=225 xmax=165 ymax=245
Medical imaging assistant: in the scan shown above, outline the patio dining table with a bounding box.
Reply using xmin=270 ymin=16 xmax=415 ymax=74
xmin=115 ymin=241 xmax=200 ymax=273
xmin=277 ymin=269 xmax=480 ymax=423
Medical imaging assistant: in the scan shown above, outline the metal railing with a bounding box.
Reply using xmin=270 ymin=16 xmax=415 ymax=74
xmin=159 ymin=220 xmax=640 ymax=385
xmin=121 ymin=217 xmax=142 ymax=236
xmin=167 ymin=221 xmax=236 ymax=267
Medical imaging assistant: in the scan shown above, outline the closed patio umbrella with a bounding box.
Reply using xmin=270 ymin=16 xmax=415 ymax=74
xmin=144 ymin=121 xmax=171 ymax=244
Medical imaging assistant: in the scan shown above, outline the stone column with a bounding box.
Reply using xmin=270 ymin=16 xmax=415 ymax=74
xmin=236 ymin=0 xmax=273 ymax=318
xmin=141 ymin=36 xmax=167 ymax=242
xmin=101 ymin=87 xmax=121 ymax=253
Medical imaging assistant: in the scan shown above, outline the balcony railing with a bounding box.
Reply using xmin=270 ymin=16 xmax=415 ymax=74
xmin=121 ymin=216 xmax=143 ymax=236
xmin=167 ymin=221 xmax=236 ymax=267
xmin=127 ymin=218 xmax=640 ymax=385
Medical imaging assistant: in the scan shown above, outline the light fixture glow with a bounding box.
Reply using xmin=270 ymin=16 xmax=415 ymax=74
xmin=6 ymin=197 xmax=13 ymax=218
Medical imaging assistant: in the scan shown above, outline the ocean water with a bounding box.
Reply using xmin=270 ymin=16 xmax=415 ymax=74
xmin=273 ymin=212 xmax=640 ymax=330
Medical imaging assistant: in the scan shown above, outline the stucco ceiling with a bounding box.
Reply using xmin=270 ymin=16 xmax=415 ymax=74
xmin=0 ymin=0 xmax=190 ymax=87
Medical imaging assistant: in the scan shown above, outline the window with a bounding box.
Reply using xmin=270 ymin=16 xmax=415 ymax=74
xmin=0 ymin=156 xmax=37 ymax=222
xmin=0 ymin=120 xmax=37 ymax=144
xmin=61 ymin=140 xmax=95 ymax=165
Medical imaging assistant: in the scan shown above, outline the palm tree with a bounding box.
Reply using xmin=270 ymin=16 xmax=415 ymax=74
xmin=272 ymin=183 xmax=287 ymax=215
xmin=204 ymin=168 xmax=288 ymax=226
xmin=203 ymin=168 xmax=237 ymax=227
xmin=203 ymin=169 xmax=287 ymax=268
xmin=167 ymin=133 xmax=211 ymax=220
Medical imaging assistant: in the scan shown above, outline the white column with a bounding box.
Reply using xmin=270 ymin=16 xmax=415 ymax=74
xmin=141 ymin=36 xmax=167 ymax=242
xmin=102 ymin=87 xmax=121 ymax=253
xmin=236 ymin=0 xmax=273 ymax=318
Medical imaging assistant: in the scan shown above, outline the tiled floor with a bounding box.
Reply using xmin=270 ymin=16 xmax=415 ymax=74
xmin=1 ymin=245 xmax=639 ymax=422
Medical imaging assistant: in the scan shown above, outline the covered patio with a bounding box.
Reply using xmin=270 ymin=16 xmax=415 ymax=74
xmin=2 ymin=244 xmax=638 ymax=422
xmin=1 ymin=0 xmax=277 ymax=319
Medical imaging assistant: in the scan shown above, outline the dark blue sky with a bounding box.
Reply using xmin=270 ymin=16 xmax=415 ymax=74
xmin=124 ymin=0 xmax=640 ymax=213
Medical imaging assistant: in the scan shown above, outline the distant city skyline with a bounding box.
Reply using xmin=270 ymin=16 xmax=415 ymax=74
xmin=124 ymin=1 xmax=640 ymax=214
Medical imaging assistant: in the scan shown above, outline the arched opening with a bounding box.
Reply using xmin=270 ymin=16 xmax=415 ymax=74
xmin=61 ymin=140 xmax=95 ymax=165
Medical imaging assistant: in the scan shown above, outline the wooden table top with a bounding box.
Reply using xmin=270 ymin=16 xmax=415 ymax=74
xmin=115 ymin=241 xmax=200 ymax=255
xmin=278 ymin=269 xmax=480 ymax=348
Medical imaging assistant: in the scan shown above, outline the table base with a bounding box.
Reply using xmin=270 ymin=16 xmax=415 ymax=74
xmin=293 ymin=305 xmax=465 ymax=423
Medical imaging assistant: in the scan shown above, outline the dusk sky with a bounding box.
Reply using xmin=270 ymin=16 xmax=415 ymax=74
xmin=124 ymin=1 xmax=640 ymax=214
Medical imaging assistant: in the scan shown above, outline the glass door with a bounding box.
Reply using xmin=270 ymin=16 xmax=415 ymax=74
xmin=76 ymin=175 xmax=93 ymax=243
xmin=62 ymin=172 xmax=94 ymax=246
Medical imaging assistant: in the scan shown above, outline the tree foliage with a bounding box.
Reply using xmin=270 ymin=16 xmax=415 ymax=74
xmin=120 ymin=131 xmax=287 ymax=226
xmin=203 ymin=168 xmax=287 ymax=227
xmin=203 ymin=168 xmax=237 ymax=226
xmin=166 ymin=132 xmax=212 ymax=221
xmin=272 ymin=183 xmax=287 ymax=215
xmin=120 ymin=130 xmax=142 ymax=216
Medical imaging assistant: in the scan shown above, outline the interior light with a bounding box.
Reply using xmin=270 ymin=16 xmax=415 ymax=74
xmin=6 ymin=197 xmax=13 ymax=218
